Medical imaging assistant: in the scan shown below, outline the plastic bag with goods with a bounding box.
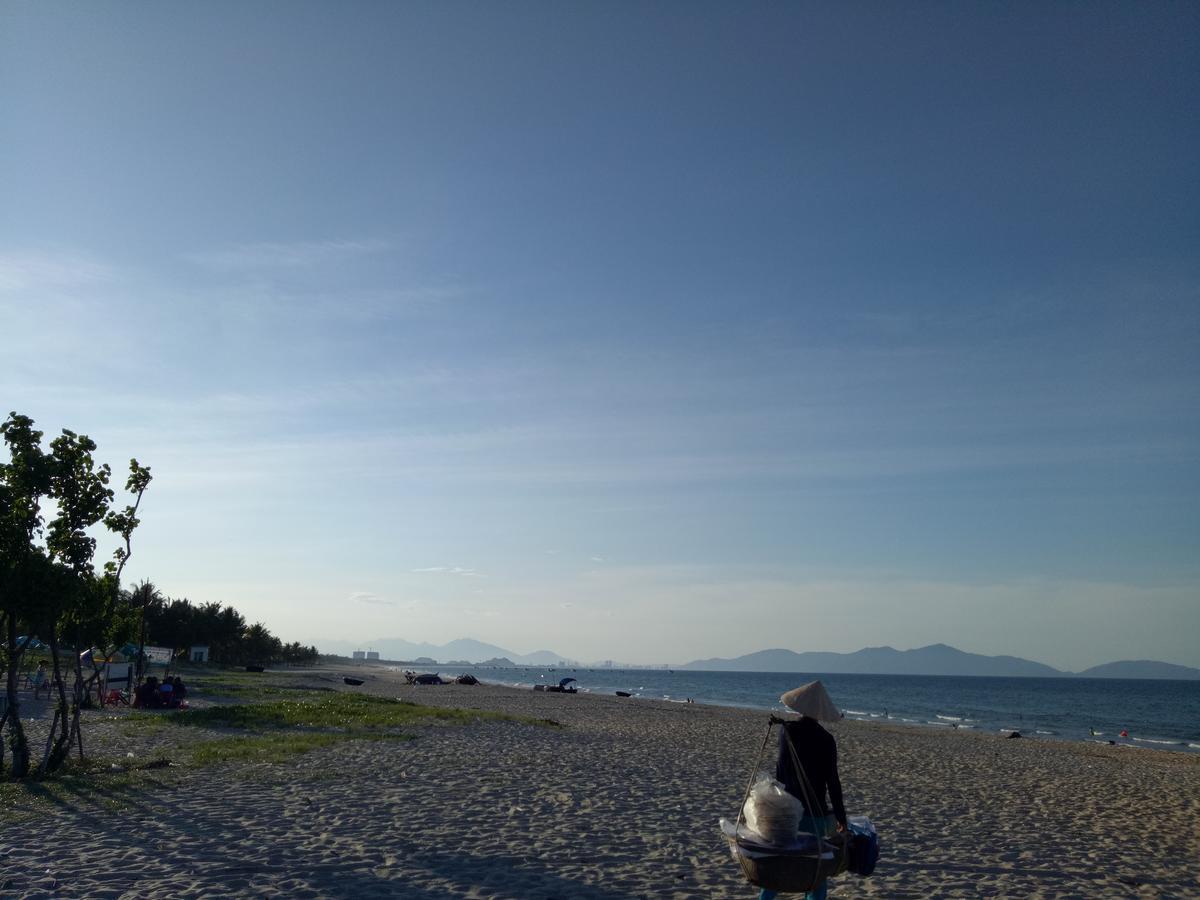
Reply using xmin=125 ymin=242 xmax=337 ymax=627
xmin=741 ymin=775 xmax=802 ymax=845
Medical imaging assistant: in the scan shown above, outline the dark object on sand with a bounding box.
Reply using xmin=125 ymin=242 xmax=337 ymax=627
xmin=1006 ymin=731 xmax=1022 ymax=739
xmin=615 ymin=691 xmax=632 ymax=697
xmin=245 ymin=665 xmax=265 ymax=673
xmin=846 ymin=819 xmax=880 ymax=876
xmin=454 ymin=674 xmax=478 ymax=685
xmin=343 ymin=677 xmax=365 ymax=686
xmin=413 ymin=673 xmax=442 ymax=685
xmin=535 ymin=677 xmax=578 ymax=694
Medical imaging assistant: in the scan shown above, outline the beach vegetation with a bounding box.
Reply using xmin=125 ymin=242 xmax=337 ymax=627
xmin=188 ymin=731 xmax=409 ymax=765
xmin=138 ymin=597 xmax=321 ymax=667
xmin=0 ymin=755 xmax=170 ymax=821
xmin=167 ymin=692 xmax=539 ymax=732
xmin=0 ymin=411 xmax=151 ymax=781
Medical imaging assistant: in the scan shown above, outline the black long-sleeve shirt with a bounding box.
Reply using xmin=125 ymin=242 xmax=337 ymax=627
xmin=775 ymin=717 xmax=847 ymax=825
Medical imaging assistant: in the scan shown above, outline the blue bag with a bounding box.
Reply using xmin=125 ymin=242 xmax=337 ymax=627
xmin=846 ymin=816 xmax=879 ymax=876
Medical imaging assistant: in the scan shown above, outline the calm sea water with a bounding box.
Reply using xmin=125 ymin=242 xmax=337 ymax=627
xmin=430 ymin=666 xmax=1200 ymax=754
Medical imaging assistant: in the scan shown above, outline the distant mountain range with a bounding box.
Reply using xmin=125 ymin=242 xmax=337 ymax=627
xmin=320 ymin=637 xmax=562 ymax=667
xmin=318 ymin=637 xmax=1200 ymax=679
xmin=1074 ymin=659 xmax=1200 ymax=680
xmin=680 ymin=644 xmax=1200 ymax=680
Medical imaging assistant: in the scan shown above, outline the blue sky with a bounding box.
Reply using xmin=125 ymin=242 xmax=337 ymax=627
xmin=2 ymin=3 xmax=1197 ymax=669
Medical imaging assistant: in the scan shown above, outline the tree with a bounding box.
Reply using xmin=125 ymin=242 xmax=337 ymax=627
xmin=0 ymin=413 xmax=53 ymax=779
xmin=0 ymin=413 xmax=150 ymax=779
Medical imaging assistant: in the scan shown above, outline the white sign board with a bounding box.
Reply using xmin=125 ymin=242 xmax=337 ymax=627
xmin=105 ymin=662 xmax=134 ymax=687
xmin=144 ymin=646 xmax=173 ymax=664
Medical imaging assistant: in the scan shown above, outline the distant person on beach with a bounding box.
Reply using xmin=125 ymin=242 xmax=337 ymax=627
xmin=31 ymin=661 xmax=49 ymax=698
xmin=172 ymin=676 xmax=187 ymax=702
xmin=759 ymin=681 xmax=848 ymax=900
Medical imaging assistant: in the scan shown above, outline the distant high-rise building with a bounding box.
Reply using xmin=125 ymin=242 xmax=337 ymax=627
xmin=366 ymin=651 xmax=380 ymax=660
xmin=352 ymin=650 xmax=366 ymax=660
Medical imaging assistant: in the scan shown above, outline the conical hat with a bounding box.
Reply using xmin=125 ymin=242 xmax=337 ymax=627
xmin=779 ymin=680 xmax=841 ymax=721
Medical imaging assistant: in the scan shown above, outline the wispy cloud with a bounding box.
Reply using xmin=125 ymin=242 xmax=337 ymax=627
xmin=411 ymin=566 xmax=483 ymax=577
xmin=348 ymin=591 xmax=393 ymax=606
xmin=0 ymin=251 xmax=116 ymax=293
xmin=182 ymin=238 xmax=391 ymax=270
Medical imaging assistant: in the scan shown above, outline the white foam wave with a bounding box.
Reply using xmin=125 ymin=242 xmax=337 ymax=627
xmin=1133 ymin=737 xmax=1181 ymax=746
xmin=844 ymin=710 xmax=869 ymax=716
xmin=1189 ymin=743 xmax=1200 ymax=750
xmin=1035 ymin=730 xmax=1056 ymax=735
xmin=936 ymin=715 xmax=963 ymax=722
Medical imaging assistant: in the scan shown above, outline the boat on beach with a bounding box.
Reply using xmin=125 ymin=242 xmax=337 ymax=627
xmin=535 ymin=677 xmax=578 ymax=694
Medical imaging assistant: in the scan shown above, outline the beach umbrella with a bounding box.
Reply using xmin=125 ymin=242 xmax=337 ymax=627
xmin=779 ymin=680 xmax=841 ymax=721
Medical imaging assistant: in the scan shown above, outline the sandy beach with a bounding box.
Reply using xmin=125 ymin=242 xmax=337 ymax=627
xmin=2 ymin=666 xmax=1197 ymax=899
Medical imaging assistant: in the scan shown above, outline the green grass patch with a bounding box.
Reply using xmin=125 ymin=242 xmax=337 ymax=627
xmin=187 ymin=674 xmax=330 ymax=702
xmin=0 ymin=757 xmax=169 ymax=819
xmin=189 ymin=731 xmax=409 ymax=765
xmin=165 ymin=692 xmax=539 ymax=732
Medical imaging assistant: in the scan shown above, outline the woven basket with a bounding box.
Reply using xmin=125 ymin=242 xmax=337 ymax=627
xmin=730 ymin=832 xmax=849 ymax=892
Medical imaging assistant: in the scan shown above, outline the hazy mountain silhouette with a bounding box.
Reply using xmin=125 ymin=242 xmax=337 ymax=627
xmin=682 ymin=644 xmax=1200 ymax=678
xmin=1075 ymin=660 xmax=1200 ymax=680
xmin=682 ymin=643 xmax=1063 ymax=677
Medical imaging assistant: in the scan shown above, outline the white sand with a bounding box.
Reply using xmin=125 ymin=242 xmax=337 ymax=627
xmin=1 ymin=666 xmax=1197 ymax=898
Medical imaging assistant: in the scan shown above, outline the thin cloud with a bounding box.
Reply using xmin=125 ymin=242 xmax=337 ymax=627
xmin=411 ymin=566 xmax=483 ymax=577
xmin=349 ymin=591 xmax=393 ymax=606
xmin=183 ymin=238 xmax=390 ymax=270
xmin=0 ymin=251 xmax=115 ymax=293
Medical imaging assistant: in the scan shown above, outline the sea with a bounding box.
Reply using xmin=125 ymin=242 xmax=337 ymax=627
xmin=423 ymin=666 xmax=1200 ymax=754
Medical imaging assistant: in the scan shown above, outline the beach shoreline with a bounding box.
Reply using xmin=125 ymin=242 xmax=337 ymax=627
xmin=2 ymin=664 xmax=1197 ymax=898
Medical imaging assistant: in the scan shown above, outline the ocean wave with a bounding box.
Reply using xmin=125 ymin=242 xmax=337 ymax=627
xmin=844 ymin=710 xmax=870 ymax=716
xmin=936 ymin=715 xmax=963 ymax=722
xmin=1035 ymin=730 xmax=1056 ymax=735
xmin=1189 ymin=743 xmax=1200 ymax=750
xmin=1132 ymin=737 xmax=1181 ymax=746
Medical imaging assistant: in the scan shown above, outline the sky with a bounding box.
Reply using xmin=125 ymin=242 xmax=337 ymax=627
xmin=1 ymin=2 xmax=1197 ymax=670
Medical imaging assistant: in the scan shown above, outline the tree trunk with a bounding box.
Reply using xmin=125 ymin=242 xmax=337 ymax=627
xmin=66 ymin=625 xmax=86 ymax=761
xmin=135 ymin=596 xmax=149 ymax=684
xmin=43 ymin=629 xmax=72 ymax=775
xmin=3 ymin=615 xmax=30 ymax=779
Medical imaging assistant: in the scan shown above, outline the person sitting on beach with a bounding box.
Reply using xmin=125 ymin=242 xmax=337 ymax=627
xmin=134 ymin=676 xmax=160 ymax=709
xmin=171 ymin=676 xmax=187 ymax=702
xmin=760 ymin=681 xmax=848 ymax=900
xmin=158 ymin=678 xmax=175 ymax=706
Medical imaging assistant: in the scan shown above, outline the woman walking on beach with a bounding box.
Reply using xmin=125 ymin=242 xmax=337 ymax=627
xmin=759 ymin=681 xmax=847 ymax=900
